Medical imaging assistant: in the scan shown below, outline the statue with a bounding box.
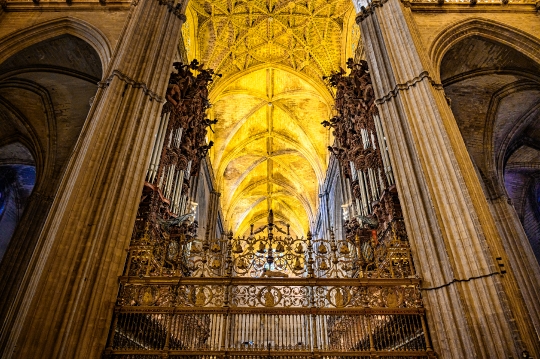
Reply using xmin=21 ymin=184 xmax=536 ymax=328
xmin=210 ymin=259 xmax=221 ymax=269
xmin=165 ymin=79 xmax=182 ymax=108
xmin=232 ymin=241 xmax=243 ymax=253
xmin=210 ymin=241 xmax=221 ymax=252
xmin=356 ymin=214 xmax=379 ymax=229
xmin=293 ymin=257 xmax=303 ymax=271
xmin=339 ymin=243 xmax=350 ymax=255
xmin=386 ymin=289 xmax=403 ymax=308
xmin=237 ymin=258 xmax=248 ymax=269
xmin=319 ymin=260 xmax=329 ymax=271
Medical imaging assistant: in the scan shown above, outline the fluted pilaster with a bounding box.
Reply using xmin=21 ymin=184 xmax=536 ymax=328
xmin=357 ymin=1 xmax=539 ymax=357
xmin=488 ymin=196 xmax=540 ymax=333
xmin=2 ymin=2 xmax=185 ymax=358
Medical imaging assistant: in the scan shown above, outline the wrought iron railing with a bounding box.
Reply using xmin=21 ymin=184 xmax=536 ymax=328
xmin=105 ymin=275 xmax=432 ymax=358
xmin=106 ymin=308 xmax=428 ymax=354
xmin=106 ymin=208 xmax=434 ymax=359
xmin=126 ymin=218 xmax=415 ymax=280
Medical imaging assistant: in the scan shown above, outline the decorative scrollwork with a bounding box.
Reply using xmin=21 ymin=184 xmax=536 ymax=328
xmin=231 ymin=285 xmax=311 ymax=308
xmin=117 ymin=284 xmax=176 ymax=307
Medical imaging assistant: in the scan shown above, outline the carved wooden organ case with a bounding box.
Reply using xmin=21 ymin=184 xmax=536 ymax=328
xmin=324 ymin=59 xmax=415 ymax=280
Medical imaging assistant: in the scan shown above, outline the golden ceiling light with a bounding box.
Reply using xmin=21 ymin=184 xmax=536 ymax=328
xmin=185 ymin=0 xmax=358 ymax=237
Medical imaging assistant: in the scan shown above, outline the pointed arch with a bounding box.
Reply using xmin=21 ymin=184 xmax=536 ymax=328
xmin=0 ymin=17 xmax=112 ymax=75
xmin=430 ymin=18 xmax=540 ymax=83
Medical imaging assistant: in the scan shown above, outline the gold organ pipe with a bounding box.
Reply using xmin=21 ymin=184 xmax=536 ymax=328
xmin=359 ymin=171 xmax=369 ymax=215
xmin=173 ymin=169 xmax=185 ymax=214
xmin=148 ymin=111 xmax=170 ymax=183
xmin=311 ymin=313 xmax=318 ymax=351
xmin=170 ymin=170 xmax=179 ymax=213
xmin=367 ymin=315 xmax=375 ymax=351
xmin=373 ymin=113 xmax=394 ymax=186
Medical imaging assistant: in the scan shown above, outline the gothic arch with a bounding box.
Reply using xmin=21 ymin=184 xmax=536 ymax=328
xmin=0 ymin=94 xmax=45 ymax=174
xmin=226 ymin=178 xmax=315 ymax=224
xmin=0 ymin=79 xmax=57 ymax=182
xmin=209 ymin=62 xmax=335 ymax=105
xmin=430 ymin=18 xmax=540 ymax=84
xmin=0 ymin=16 xmax=112 ymax=74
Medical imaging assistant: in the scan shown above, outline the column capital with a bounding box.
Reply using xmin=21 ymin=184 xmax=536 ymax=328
xmin=355 ymin=0 xmax=387 ymax=23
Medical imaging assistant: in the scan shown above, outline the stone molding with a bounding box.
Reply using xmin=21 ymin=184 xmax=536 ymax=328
xmin=1 ymin=0 xmax=132 ymax=10
xmin=375 ymin=71 xmax=444 ymax=105
xmin=357 ymin=0 xmax=539 ymax=22
xmin=405 ymin=0 xmax=537 ymax=4
xmin=0 ymin=17 xmax=112 ymax=71
xmin=156 ymin=0 xmax=186 ymax=19
xmin=356 ymin=0 xmax=388 ymax=22
xmin=99 ymin=69 xmax=165 ymax=102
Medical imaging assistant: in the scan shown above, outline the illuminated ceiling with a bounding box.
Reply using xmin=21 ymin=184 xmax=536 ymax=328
xmin=184 ymin=0 xmax=359 ymax=236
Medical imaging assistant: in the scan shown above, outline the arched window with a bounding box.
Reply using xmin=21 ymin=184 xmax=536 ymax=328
xmin=0 ymin=142 xmax=35 ymax=260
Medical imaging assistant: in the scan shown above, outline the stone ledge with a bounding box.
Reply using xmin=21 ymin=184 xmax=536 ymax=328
xmin=403 ymin=0 xmax=540 ymax=11
xmin=354 ymin=0 xmax=539 ymax=18
xmin=1 ymin=0 xmax=132 ymax=11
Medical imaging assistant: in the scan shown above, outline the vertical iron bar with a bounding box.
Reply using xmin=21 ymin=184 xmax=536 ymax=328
xmin=421 ymin=314 xmax=431 ymax=350
xmin=367 ymin=315 xmax=375 ymax=351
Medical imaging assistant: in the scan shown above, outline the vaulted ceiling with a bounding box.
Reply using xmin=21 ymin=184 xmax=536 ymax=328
xmin=184 ymin=0 xmax=357 ymax=236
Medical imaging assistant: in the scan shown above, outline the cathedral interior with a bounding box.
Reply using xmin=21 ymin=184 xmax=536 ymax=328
xmin=0 ymin=0 xmax=539 ymax=358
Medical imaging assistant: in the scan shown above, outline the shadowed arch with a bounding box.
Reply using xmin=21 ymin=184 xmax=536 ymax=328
xmin=430 ymin=18 xmax=540 ymax=84
xmin=0 ymin=79 xmax=58 ymax=182
xmin=0 ymin=17 xmax=112 ymax=75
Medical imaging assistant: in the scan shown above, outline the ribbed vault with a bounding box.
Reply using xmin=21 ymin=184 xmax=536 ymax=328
xmin=184 ymin=0 xmax=357 ymax=236
xmin=211 ymin=67 xmax=331 ymax=237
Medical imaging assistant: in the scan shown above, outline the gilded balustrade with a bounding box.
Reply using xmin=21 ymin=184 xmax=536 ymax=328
xmin=105 ymin=216 xmax=433 ymax=359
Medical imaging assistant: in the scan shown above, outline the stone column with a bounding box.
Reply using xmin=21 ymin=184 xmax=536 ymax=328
xmin=2 ymin=2 xmax=186 ymax=358
xmin=357 ymin=1 xmax=539 ymax=358
xmin=488 ymin=191 xmax=540 ymax=334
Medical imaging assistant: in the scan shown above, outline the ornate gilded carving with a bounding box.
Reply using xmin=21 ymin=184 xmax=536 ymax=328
xmin=323 ymin=59 xmax=416 ymax=281
xmin=106 ymin=63 xmax=432 ymax=358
